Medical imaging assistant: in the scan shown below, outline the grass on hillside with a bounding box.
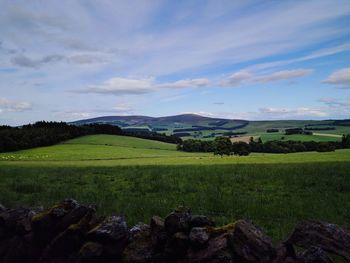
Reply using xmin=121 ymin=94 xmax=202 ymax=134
xmin=259 ymin=132 xmax=341 ymax=143
xmin=65 ymin=135 xmax=177 ymax=150
xmin=0 ymin=134 xmax=349 ymax=241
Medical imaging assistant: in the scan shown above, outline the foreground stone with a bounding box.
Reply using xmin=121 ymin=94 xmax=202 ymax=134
xmin=0 ymin=200 xmax=349 ymax=262
xmin=287 ymin=221 xmax=350 ymax=261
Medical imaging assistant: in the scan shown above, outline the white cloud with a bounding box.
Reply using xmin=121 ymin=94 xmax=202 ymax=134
xmin=112 ymin=103 xmax=134 ymax=114
xmin=11 ymin=54 xmax=65 ymax=68
xmin=318 ymin=97 xmax=350 ymax=107
xmin=76 ymin=77 xmax=209 ymax=95
xmin=258 ymin=107 xmax=328 ymax=118
xmin=52 ymin=111 xmax=91 ymax=120
xmin=247 ymin=43 xmax=350 ymax=72
xmin=157 ymin=79 xmax=209 ymax=89
xmin=0 ymin=98 xmax=32 ymax=112
xmin=220 ymin=71 xmax=252 ymax=86
xmin=255 ymin=69 xmax=313 ymax=83
xmin=322 ymin=68 xmax=350 ymax=88
xmin=221 ymin=69 xmax=313 ymax=87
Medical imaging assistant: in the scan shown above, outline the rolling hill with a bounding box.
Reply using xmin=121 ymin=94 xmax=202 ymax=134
xmin=71 ymin=114 xmax=350 ymax=141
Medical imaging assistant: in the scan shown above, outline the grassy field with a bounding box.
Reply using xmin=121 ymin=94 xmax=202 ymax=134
xmin=259 ymin=132 xmax=342 ymax=143
xmin=0 ymin=134 xmax=349 ymax=241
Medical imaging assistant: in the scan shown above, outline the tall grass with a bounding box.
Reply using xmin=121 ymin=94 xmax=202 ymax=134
xmin=0 ymin=162 xmax=349 ymax=241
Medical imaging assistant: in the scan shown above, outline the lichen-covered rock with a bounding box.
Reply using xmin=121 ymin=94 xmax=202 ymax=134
xmin=190 ymin=215 xmax=215 ymax=228
xmin=41 ymin=221 xmax=88 ymax=260
xmin=228 ymin=220 xmax=276 ymax=263
xmin=164 ymin=209 xmax=191 ymax=235
xmin=31 ymin=200 xmax=93 ymax=246
xmin=187 ymin=233 xmax=233 ymax=263
xmin=88 ymin=215 xmax=128 ymax=243
xmin=1 ymin=201 xmax=350 ymax=263
xmin=123 ymin=224 xmax=154 ymax=263
xmin=189 ymin=227 xmax=209 ymax=249
xmin=298 ymin=246 xmax=334 ymax=263
xmin=287 ymin=221 xmax=350 ymax=261
xmin=210 ymin=222 xmax=236 ymax=236
xmin=87 ymin=215 xmax=129 ymax=259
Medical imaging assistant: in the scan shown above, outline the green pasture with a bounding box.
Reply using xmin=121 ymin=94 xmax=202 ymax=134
xmin=0 ymin=134 xmax=349 ymax=241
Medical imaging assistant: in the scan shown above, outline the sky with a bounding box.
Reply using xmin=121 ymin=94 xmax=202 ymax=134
xmin=1 ymin=0 xmax=350 ymax=125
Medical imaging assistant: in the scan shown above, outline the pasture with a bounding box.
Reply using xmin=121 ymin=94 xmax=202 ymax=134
xmin=0 ymin=134 xmax=349 ymax=241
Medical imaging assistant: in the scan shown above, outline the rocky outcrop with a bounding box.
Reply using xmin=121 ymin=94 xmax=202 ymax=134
xmin=0 ymin=200 xmax=349 ymax=263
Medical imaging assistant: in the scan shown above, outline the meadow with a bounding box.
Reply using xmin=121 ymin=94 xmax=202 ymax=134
xmin=0 ymin=134 xmax=349 ymax=241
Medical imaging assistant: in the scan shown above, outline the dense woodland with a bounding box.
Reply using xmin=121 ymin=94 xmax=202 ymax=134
xmin=0 ymin=122 xmax=181 ymax=152
xmin=178 ymin=135 xmax=350 ymax=156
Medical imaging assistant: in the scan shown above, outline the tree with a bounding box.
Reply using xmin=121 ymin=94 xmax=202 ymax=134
xmin=232 ymin=142 xmax=251 ymax=156
xmin=342 ymin=134 xmax=350 ymax=148
xmin=214 ymin=137 xmax=232 ymax=156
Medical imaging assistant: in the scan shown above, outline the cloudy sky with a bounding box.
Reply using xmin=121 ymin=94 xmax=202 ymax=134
xmin=1 ymin=0 xmax=350 ymax=125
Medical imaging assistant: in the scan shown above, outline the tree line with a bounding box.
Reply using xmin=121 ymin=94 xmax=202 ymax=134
xmin=177 ymin=134 xmax=350 ymax=156
xmin=0 ymin=121 xmax=181 ymax=152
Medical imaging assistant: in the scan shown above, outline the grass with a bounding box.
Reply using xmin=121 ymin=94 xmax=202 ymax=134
xmin=0 ymin=134 xmax=349 ymax=241
xmin=259 ymin=132 xmax=341 ymax=143
xmin=65 ymin=134 xmax=177 ymax=150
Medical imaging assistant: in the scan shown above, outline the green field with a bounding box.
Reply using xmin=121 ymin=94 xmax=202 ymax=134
xmin=0 ymin=134 xmax=349 ymax=241
xmin=259 ymin=132 xmax=342 ymax=143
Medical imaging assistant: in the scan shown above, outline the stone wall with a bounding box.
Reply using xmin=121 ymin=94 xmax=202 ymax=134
xmin=0 ymin=199 xmax=349 ymax=262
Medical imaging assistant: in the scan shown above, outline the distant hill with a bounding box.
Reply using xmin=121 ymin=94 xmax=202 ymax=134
xmin=71 ymin=114 xmax=230 ymax=125
xmin=71 ymin=114 xmax=350 ymax=141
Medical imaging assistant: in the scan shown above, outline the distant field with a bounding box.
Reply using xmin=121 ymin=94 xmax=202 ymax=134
xmin=0 ymin=134 xmax=349 ymax=241
xmin=65 ymin=135 xmax=177 ymax=150
xmin=1 ymin=134 xmax=349 ymax=164
xmin=259 ymin=132 xmax=342 ymax=143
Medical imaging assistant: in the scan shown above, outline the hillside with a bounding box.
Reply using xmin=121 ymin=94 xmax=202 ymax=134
xmin=1 ymin=134 xmax=349 ymax=165
xmin=71 ymin=114 xmax=350 ymax=141
xmin=1 ymin=134 xmax=350 ymax=242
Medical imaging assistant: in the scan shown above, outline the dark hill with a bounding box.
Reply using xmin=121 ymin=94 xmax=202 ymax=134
xmin=71 ymin=113 xmax=240 ymax=126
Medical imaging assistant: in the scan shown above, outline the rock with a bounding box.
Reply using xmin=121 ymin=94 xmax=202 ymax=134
xmin=62 ymin=198 xmax=79 ymax=210
xmin=272 ymin=243 xmax=297 ymax=263
xmin=165 ymin=232 xmax=189 ymax=258
xmin=189 ymin=227 xmax=209 ymax=249
xmin=210 ymin=222 xmax=236 ymax=236
xmin=129 ymin=223 xmax=150 ymax=241
xmin=188 ymin=233 xmax=233 ymax=263
xmin=150 ymin=216 xmax=167 ymax=253
xmin=190 ymin=215 xmax=215 ymax=228
xmin=78 ymin=242 xmax=104 ymax=262
xmin=88 ymin=215 xmax=128 ymax=243
xmin=228 ymin=220 xmax=276 ymax=263
xmin=150 ymin=216 xmax=164 ymax=233
xmin=87 ymin=215 xmax=129 ymax=258
xmin=0 ymin=204 xmax=5 ymax=212
xmin=164 ymin=210 xmax=191 ymax=235
xmin=31 ymin=201 xmax=93 ymax=246
xmin=0 ymin=207 xmax=42 ymax=236
xmin=123 ymin=224 xmax=154 ymax=263
xmin=55 ymin=205 xmax=93 ymax=232
xmin=298 ymin=246 xmax=334 ymax=263
xmin=287 ymin=221 xmax=350 ymax=261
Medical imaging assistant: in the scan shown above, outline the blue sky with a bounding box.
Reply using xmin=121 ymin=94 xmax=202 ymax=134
xmin=0 ymin=0 xmax=350 ymax=125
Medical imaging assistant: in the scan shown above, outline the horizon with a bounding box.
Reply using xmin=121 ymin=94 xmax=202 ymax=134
xmin=69 ymin=113 xmax=350 ymax=124
xmin=1 ymin=0 xmax=350 ymax=125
